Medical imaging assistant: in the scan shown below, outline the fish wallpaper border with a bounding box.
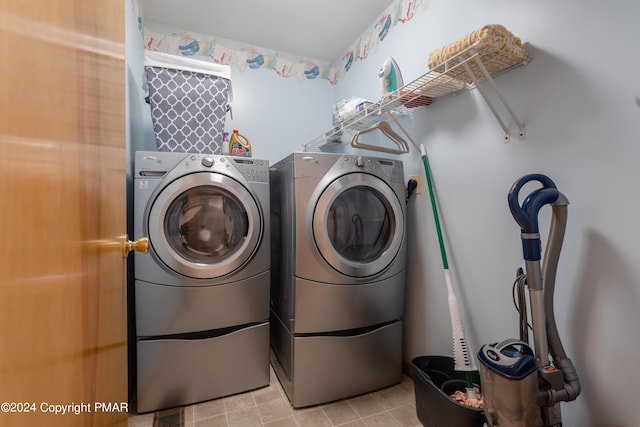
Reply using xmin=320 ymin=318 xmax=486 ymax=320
xmin=133 ymin=0 xmax=429 ymax=85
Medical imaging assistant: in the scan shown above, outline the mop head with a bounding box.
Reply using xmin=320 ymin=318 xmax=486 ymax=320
xmin=420 ymin=144 xmax=477 ymax=373
xmin=445 ymin=270 xmax=478 ymax=371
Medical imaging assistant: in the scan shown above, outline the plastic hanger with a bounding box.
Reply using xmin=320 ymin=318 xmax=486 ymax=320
xmin=351 ymin=120 xmax=410 ymax=154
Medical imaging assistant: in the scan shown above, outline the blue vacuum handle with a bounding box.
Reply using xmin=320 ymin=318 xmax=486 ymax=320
xmin=508 ymin=174 xmax=560 ymax=261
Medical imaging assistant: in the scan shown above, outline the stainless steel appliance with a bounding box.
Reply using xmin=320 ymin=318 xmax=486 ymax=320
xmin=269 ymin=152 xmax=407 ymax=408
xmin=133 ymin=151 xmax=270 ymax=413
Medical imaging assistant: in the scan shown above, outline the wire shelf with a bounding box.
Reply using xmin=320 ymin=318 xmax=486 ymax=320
xmin=304 ymin=42 xmax=528 ymax=151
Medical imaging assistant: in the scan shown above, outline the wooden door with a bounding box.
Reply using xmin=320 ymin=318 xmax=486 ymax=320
xmin=0 ymin=1 xmax=127 ymax=426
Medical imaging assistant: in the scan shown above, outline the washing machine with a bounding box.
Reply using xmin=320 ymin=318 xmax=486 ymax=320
xmin=269 ymin=152 xmax=407 ymax=408
xmin=133 ymin=151 xmax=270 ymax=413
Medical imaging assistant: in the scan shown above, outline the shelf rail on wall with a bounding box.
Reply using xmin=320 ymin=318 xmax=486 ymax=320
xmin=303 ymin=41 xmax=528 ymax=152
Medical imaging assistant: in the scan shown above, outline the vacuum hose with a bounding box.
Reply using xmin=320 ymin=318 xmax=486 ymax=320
xmin=508 ymin=174 xmax=581 ymax=408
xmin=539 ymin=204 xmax=581 ymax=405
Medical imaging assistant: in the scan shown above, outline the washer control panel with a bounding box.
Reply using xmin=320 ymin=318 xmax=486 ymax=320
xmin=134 ymin=151 xmax=269 ymax=183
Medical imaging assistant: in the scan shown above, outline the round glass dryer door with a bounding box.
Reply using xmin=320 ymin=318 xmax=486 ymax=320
xmin=312 ymin=173 xmax=404 ymax=278
xmin=147 ymin=172 xmax=261 ymax=279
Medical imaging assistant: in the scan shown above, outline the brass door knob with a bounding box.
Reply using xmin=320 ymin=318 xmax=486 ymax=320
xmin=121 ymin=235 xmax=149 ymax=258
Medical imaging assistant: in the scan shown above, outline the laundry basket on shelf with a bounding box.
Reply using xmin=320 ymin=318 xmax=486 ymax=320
xmin=144 ymin=50 xmax=231 ymax=154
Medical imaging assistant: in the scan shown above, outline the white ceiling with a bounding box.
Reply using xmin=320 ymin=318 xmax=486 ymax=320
xmin=139 ymin=0 xmax=394 ymax=62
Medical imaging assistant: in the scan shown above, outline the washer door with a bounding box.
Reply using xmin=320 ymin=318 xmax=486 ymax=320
xmin=312 ymin=173 xmax=404 ymax=278
xmin=147 ymin=172 xmax=261 ymax=279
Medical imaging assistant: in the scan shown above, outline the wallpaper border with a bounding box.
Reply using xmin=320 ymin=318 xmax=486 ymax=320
xmin=136 ymin=0 xmax=429 ymax=85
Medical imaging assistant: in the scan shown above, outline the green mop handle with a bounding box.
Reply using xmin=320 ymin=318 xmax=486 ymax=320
xmin=421 ymin=148 xmax=448 ymax=270
xmin=420 ymin=145 xmax=476 ymax=392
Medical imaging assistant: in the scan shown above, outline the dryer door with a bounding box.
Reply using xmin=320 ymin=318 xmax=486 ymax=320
xmin=147 ymin=172 xmax=262 ymax=279
xmin=312 ymin=173 xmax=404 ymax=278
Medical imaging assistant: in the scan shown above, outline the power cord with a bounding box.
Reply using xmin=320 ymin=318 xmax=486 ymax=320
xmin=512 ymin=267 xmax=532 ymax=344
xmin=406 ymin=179 xmax=418 ymax=204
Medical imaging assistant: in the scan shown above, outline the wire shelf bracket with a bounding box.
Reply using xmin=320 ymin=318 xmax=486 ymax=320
xmin=460 ymin=55 xmax=526 ymax=143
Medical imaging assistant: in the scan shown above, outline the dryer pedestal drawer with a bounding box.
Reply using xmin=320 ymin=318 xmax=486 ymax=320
xmin=294 ymin=273 xmax=405 ymax=333
xmin=281 ymin=321 xmax=402 ymax=408
xmin=136 ymin=322 xmax=269 ymax=413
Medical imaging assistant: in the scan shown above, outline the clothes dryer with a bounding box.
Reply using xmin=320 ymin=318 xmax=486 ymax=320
xmin=270 ymin=152 xmax=407 ymax=408
xmin=133 ymin=151 xmax=270 ymax=413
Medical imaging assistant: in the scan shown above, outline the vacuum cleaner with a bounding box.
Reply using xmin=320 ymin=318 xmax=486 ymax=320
xmin=478 ymin=174 xmax=581 ymax=427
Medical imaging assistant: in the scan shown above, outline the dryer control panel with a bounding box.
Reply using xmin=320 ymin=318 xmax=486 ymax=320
xmin=375 ymin=159 xmax=404 ymax=184
xmin=229 ymin=158 xmax=269 ymax=183
xmin=335 ymin=155 xmax=404 ymax=185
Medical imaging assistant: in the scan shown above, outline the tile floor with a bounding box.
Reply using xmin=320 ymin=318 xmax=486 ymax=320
xmin=128 ymin=366 xmax=421 ymax=427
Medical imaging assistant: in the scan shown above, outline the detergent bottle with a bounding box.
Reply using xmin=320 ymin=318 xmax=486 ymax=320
xmin=228 ymin=130 xmax=252 ymax=157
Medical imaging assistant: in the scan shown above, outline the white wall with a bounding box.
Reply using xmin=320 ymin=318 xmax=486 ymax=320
xmin=127 ymin=28 xmax=335 ymax=163
xmin=220 ymin=69 xmax=334 ymax=162
xmin=333 ymin=1 xmax=640 ymax=426
xmin=128 ymin=1 xmax=640 ymax=425
xmin=125 ymin=2 xmax=158 ymax=163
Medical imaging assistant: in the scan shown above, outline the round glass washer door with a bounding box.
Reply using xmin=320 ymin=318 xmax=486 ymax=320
xmin=312 ymin=173 xmax=404 ymax=278
xmin=147 ymin=172 xmax=261 ymax=279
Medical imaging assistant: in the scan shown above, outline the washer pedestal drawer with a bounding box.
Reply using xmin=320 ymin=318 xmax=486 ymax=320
xmin=135 ymin=271 xmax=270 ymax=337
xmin=273 ymin=321 xmax=403 ymax=408
xmin=136 ymin=322 xmax=269 ymax=413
